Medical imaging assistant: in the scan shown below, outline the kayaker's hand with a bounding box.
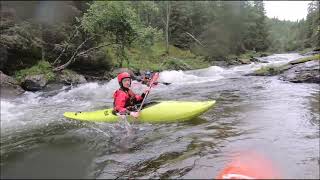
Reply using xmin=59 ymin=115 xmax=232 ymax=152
xmin=130 ymin=111 xmax=140 ymax=118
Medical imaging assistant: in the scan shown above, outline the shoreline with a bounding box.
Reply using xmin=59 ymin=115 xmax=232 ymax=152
xmin=1 ymin=50 xmax=318 ymax=99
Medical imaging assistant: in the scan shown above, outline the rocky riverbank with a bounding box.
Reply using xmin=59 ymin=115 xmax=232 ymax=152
xmin=0 ymin=66 xmax=142 ymax=99
xmin=2 ymin=51 xmax=318 ymax=99
xmin=247 ymin=53 xmax=320 ymax=84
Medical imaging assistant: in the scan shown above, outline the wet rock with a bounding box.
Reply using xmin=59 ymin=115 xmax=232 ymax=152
xmin=41 ymin=83 xmax=70 ymax=97
xmin=83 ymin=74 xmax=110 ymax=82
xmin=260 ymin=53 xmax=269 ymax=57
xmin=111 ymin=68 xmax=135 ymax=79
xmin=211 ymin=61 xmax=229 ymax=67
xmin=259 ymin=60 xmax=269 ymax=63
xmin=102 ymin=71 xmax=115 ymax=81
xmin=68 ymin=50 xmax=112 ymax=77
xmin=246 ymin=64 xmax=294 ymax=76
xmin=0 ymin=70 xmax=24 ymax=98
xmin=280 ymin=60 xmax=320 ymax=83
xmin=21 ymin=74 xmax=48 ymax=91
xmin=250 ymin=57 xmax=260 ymax=62
xmin=238 ymin=58 xmax=251 ymax=64
xmin=302 ymin=49 xmax=320 ymax=56
xmin=163 ymin=58 xmax=193 ymax=70
xmin=0 ymin=7 xmax=42 ymax=74
xmin=56 ymin=69 xmax=87 ymax=85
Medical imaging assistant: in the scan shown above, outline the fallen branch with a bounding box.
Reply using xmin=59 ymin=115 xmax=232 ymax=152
xmin=53 ymin=37 xmax=90 ymax=72
xmin=185 ymin=32 xmax=205 ymax=47
xmin=53 ymin=42 xmax=114 ymax=72
xmin=53 ymin=25 xmax=81 ymax=65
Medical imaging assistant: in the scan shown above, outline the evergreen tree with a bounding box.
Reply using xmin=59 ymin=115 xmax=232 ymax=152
xmin=253 ymin=1 xmax=269 ymax=51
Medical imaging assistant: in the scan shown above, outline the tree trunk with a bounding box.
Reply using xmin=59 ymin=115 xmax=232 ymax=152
xmin=53 ymin=42 xmax=113 ymax=72
xmin=122 ymin=43 xmax=129 ymax=67
xmin=40 ymin=24 xmax=45 ymax=61
xmin=165 ymin=1 xmax=170 ymax=55
xmin=53 ymin=25 xmax=80 ymax=65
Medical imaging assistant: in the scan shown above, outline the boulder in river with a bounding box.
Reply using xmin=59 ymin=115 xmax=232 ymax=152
xmin=56 ymin=69 xmax=87 ymax=85
xmin=280 ymin=60 xmax=320 ymax=83
xmin=111 ymin=68 xmax=135 ymax=79
xmin=0 ymin=70 xmax=24 ymax=98
xmin=301 ymin=49 xmax=320 ymax=56
xmin=20 ymin=74 xmax=48 ymax=91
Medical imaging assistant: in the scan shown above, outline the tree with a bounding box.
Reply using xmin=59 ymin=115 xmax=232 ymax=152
xmin=252 ymin=1 xmax=269 ymax=51
xmin=169 ymin=1 xmax=193 ymax=49
xmin=81 ymin=1 xmax=159 ymax=67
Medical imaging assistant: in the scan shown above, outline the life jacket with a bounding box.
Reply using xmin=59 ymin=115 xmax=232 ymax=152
xmin=113 ymin=88 xmax=144 ymax=114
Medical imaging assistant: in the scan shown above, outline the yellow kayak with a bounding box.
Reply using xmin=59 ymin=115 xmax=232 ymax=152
xmin=63 ymin=100 xmax=215 ymax=123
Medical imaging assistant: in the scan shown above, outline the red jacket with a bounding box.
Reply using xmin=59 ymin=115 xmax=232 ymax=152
xmin=113 ymin=88 xmax=145 ymax=114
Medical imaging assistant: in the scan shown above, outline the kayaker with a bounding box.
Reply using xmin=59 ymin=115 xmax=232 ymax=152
xmin=113 ymin=72 xmax=149 ymax=118
xmin=140 ymin=71 xmax=172 ymax=86
xmin=141 ymin=71 xmax=155 ymax=86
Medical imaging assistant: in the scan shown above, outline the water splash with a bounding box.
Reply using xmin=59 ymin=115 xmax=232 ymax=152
xmin=159 ymin=69 xmax=224 ymax=85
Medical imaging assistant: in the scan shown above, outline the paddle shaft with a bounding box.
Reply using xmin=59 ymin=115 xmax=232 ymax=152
xmin=138 ymin=89 xmax=150 ymax=112
xmin=138 ymin=72 xmax=159 ymax=112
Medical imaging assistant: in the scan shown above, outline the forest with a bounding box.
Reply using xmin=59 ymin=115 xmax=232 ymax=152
xmin=1 ymin=1 xmax=319 ymax=80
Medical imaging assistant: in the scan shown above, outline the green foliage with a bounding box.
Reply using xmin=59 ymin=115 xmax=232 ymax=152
xmin=168 ymin=2 xmax=193 ymax=49
xmin=289 ymin=54 xmax=320 ymax=65
xmin=122 ymin=41 xmax=209 ymax=71
xmin=81 ymin=1 xmax=137 ymax=36
xmin=298 ymin=48 xmax=315 ymax=54
xmin=254 ymin=64 xmax=291 ymax=76
xmin=15 ymin=60 xmax=55 ymax=82
xmin=81 ymin=1 xmax=161 ymax=67
xmin=134 ymin=26 xmax=163 ymax=49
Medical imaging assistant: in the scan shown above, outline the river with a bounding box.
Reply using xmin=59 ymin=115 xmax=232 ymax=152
xmin=1 ymin=53 xmax=319 ymax=178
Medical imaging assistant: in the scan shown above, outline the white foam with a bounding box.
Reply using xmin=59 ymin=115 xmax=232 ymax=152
xmin=0 ymin=100 xmax=26 ymax=133
xmin=159 ymin=69 xmax=224 ymax=85
xmin=188 ymin=66 xmax=225 ymax=77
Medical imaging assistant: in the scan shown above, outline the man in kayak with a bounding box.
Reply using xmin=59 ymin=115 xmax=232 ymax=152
xmin=139 ymin=71 xmax=171 ymax=86
xmin=140 ymin=71 xmax=154 ymax=86
xmin=113 ymin=72 xmax=149 ymax=118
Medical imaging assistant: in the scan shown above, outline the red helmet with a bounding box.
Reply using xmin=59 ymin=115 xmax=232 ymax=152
xmin=117 ymin=72 xmax=131 ymax=84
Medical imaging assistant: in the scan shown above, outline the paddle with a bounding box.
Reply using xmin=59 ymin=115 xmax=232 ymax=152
xmin=138 ymin=72 xmax=160 ymax=112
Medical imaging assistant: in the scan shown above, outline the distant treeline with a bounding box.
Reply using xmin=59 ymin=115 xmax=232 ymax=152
xmin=267 ymin=1 xmax=320 ymax=52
